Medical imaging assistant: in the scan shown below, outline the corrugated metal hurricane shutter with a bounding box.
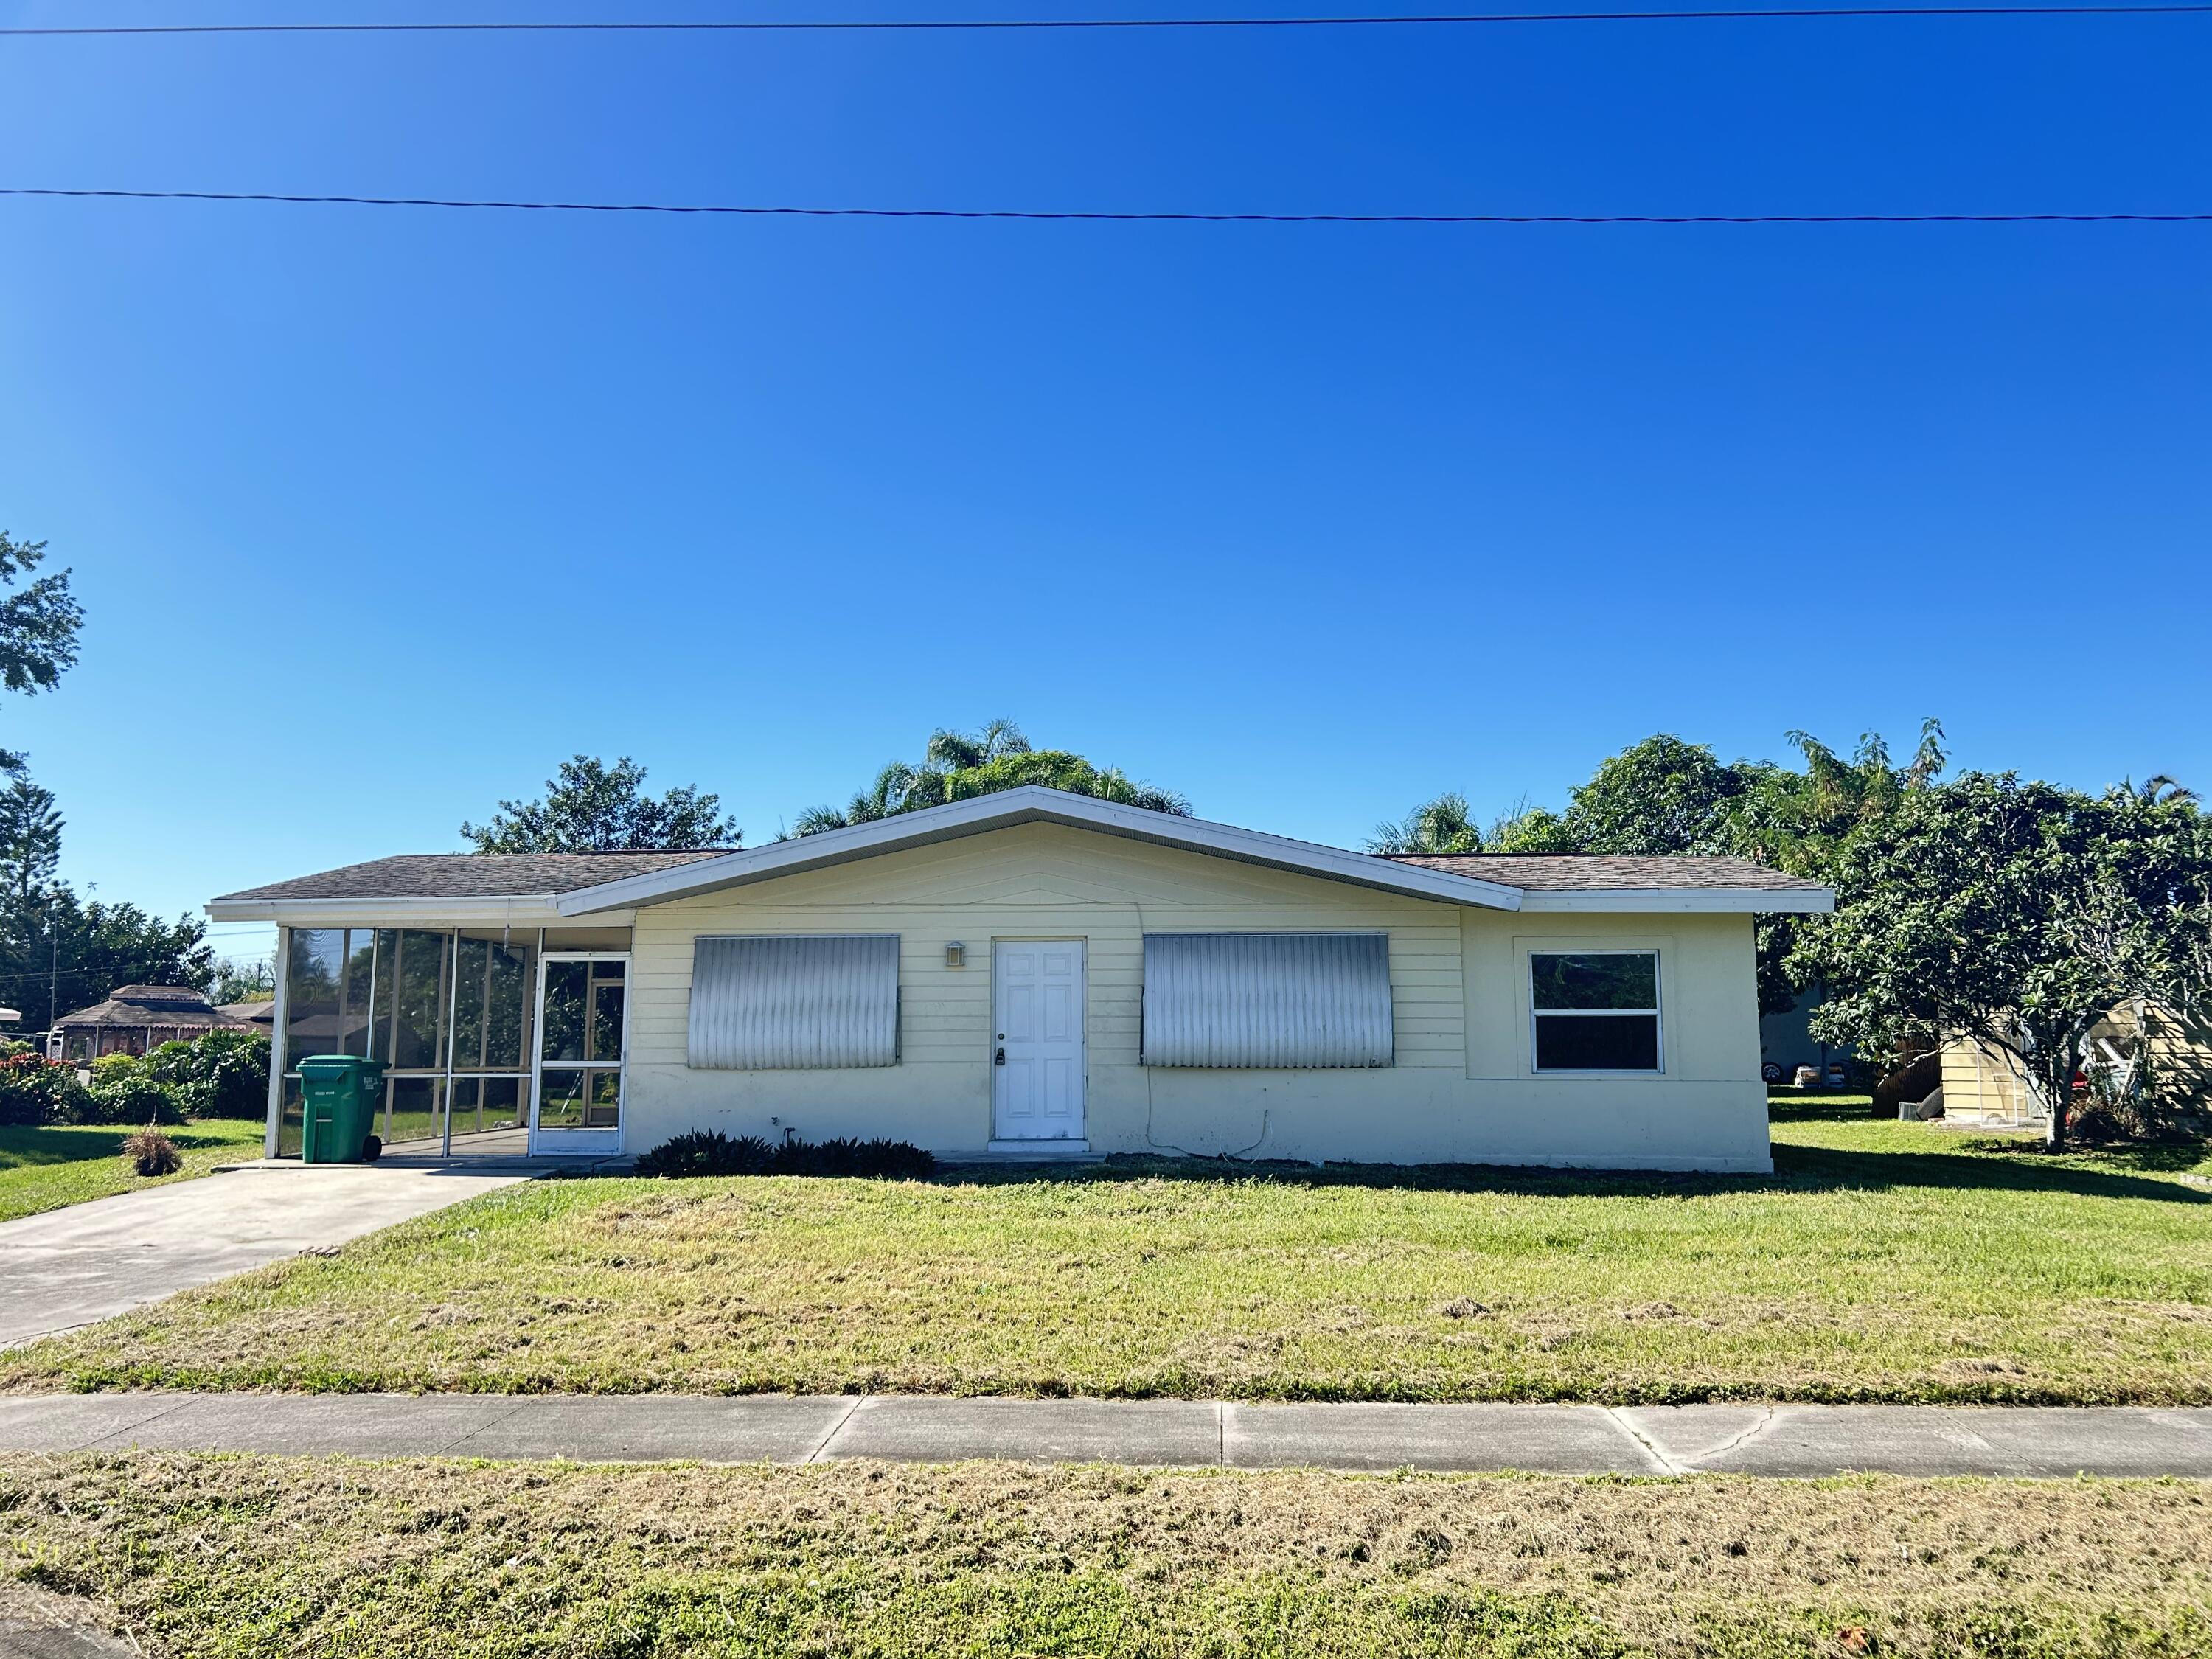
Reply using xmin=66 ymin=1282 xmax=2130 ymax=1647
xmin=688 ymin=934 xmax=900 ymax=1069
xmin=1142 ymin=932 xmax=1392 ymax=1068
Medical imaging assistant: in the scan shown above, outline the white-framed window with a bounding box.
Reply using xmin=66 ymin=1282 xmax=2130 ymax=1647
xmin=1528 ymin=950 xmax=1662 ymax=1074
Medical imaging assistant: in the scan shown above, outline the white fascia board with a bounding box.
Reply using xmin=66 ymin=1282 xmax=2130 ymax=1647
xmin=556 ymin=787 xmax=1528 ymax=915
xmin=1516 ymin=887 xmax=1834 ymax=914
xmin=204 ymin=895 xmax=627 ymax=928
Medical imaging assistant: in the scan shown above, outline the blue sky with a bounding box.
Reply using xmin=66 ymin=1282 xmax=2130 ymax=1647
xmin=1 ymin=1 xmax=2208 ymax=973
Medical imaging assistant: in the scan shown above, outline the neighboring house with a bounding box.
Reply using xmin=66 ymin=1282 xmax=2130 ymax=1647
xmin=206 ymin=786 xmax=1832 ymax=1172
xmin=1940 ymin=1000 xmax=2212 ymax=1126
xmin=1759 ymin=987 xmax=1853 ymax=1082
xmin=45 ymin=984 xmax=252 ymax=1062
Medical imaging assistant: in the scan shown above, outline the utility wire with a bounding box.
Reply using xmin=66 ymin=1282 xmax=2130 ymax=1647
xmin=3 ymin=187 xmax=2207 ymax=223
xmin=6 ymin=4 xmax=2211 ymax=32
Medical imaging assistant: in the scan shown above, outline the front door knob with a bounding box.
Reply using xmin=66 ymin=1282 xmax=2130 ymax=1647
xmin=995 ymin=1046 xmax=1006 ymax=1065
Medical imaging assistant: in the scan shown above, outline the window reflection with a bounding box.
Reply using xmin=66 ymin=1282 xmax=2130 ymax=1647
xmin=540 ymin=958 xmax=625 ymax=1135
xmin=540 ymin=960 xmax=589 ymax=1063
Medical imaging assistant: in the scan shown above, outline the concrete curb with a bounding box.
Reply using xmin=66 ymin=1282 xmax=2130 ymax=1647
xmin=2 ymin=1392 xmax=2209 ymax=1477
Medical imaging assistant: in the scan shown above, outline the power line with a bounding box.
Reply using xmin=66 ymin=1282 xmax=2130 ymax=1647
xmin=6 ymin=5 xmax=2210 ymax=33
xmin=4 ymin=187 xmax=2207 ymax=223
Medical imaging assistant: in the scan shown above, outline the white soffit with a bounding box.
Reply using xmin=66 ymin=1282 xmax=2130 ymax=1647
xmin=203 ymin=895 xmax=612 ymax=927
xmin=1516 ymin=887 xmax=1834 ymax=914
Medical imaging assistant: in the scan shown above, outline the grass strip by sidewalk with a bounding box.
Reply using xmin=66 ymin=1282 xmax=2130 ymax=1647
xmin=0 ymin=1119 xmax=266 ymax=1225
xmin=4 ymin=1455 xmax=2211 ymax=1658
xmin=3 ymin=1108 xmax=2207 ymax=1405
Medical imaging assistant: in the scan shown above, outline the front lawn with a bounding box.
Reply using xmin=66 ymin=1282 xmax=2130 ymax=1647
xmin=7 ymin=1105 xmax=2205 ymax=1402
xmin=5 ymin=1455 xmax=2211 ymax=1659
xmin=0 ymin=1120 xmax=267 ymax=1225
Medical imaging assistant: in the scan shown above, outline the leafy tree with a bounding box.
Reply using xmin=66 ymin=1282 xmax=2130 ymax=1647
xmin=1719 ymin=722 xmax=1948 ymax=877
xmin=1552 ymin=735 xmax=1751 ymax=855
xmin=0 ymin=532 xmax=84 ymax=774
xmin=1486 ymin=804 xmax=1580 ymax=854
xmin=0 ymin=777 xmax=61 ymax=914
xmin=462 ymin=755 xmax=740 ymax=853
xmin=0 ymin=535 xmax=83 ymax=693
xmin=1798 ymin=773 xmax=2212 ymax=1147
xmin=1368 ymin=793 xmax=1483 ymax=855
xmin=792 ymin=724 xmax=1189 ymax=836
xmin=0 ymin=885 xmax=213 ymax=1028
xmin=1402 ymin=723 xmax=1947 ymax=1015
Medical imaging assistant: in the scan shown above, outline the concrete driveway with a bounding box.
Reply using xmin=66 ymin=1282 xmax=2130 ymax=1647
xmin=0 ymin=1166 xmax=526 ymax=1349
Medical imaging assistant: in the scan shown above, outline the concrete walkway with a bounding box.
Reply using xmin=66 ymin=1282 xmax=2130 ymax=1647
xmin=0 ymin=1165 xmax=526 ymax=1349
xmin=3 ymin=1392 xmax=2209 ymax=1477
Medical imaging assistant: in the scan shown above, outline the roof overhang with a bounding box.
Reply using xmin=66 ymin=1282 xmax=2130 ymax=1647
xmin=555 ymin=787 xmax=1532 ymax=915
xmin=1519 ymin=886 xmax=1833 ymax=914
xmin=204 ymin=894 xmax=636 ymax=928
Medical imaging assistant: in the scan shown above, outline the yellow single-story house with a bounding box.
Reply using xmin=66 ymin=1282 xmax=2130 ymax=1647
xmin=1939 ymin=999 xmax=2212 ymax=1126
xmin=208 ymin=787 xmax=1833 ymax=1172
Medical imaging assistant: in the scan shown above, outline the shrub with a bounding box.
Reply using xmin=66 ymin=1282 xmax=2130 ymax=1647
xmin=775 ymin=1136 xmax=937 ymax=1179
xmin=633 ymin=1130 xmax=933 ymax=1180
xmin=122 ymin=1123 xmax=182 ymax=1177
xmin=72 ymin=1057 xmax=184 ymax=1127
xmin=633 ymin=1130 xmax=775 ymax=1178
xmin=146 ymin=1029 xmax=271 ymax=1118
xmin=145 ymin=1029 xmax=267 ymax=1117
xmin=0 ymin=1051 xmax=88 ymax=1126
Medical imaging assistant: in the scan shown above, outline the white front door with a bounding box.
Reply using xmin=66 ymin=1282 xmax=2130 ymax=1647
xmin=992 ymin=939 xmax=1086 ymax=1142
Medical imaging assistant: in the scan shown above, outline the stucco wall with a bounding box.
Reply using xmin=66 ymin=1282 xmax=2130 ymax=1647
xmin=623 ymin=823 xmax=1772 ymax=1172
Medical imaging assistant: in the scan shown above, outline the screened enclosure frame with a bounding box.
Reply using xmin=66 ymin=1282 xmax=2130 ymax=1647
xmin=1526 ymin=947 xmax=1666 ymax=1076
xmin=271 ymin=924 xmax=622 ymax=1158
xmin=529 ymin=950 xmax=630 ymax=1154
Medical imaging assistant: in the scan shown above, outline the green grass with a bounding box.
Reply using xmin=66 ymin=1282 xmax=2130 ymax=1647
xmin=4 ymin=1103 xmax=2208 ymax=1403
xmin=0 ymin=1119 xmax=267 ymax=1224
xmin=4 ymin=1455 xmax=2210 ymax=1658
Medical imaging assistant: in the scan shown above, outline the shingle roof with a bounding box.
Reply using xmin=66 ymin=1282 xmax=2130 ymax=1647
xmin=55 ymin=985 xmax=247 ymax=1031
xmin=214 ymin=850 xmax=728 ymax=903
xmin=220 ymin=845 xmax=1822 ymax=905
xmin=1379 ymin=852 xmax=1827 ymax=891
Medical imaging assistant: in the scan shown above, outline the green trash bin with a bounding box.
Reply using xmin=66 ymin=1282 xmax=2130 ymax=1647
xmin=299 ymin=1055 xmax=386 ymax=1164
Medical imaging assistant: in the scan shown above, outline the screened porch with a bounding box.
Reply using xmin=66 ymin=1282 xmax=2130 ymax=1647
xmin=273 ymin=922 xmax=630 ymax=1158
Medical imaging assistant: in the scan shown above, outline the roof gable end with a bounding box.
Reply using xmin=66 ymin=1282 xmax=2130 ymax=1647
xmin=554 ymin=788 xmax=1530 ymax=915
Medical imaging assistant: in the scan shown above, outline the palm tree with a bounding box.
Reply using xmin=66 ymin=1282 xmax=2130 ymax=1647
xmin=1087 ymin=767 xmax=1192 ymax=817
xmin=1367 ymin=793 xmax=1482 ymax=855
xmin=923 ymin=720 xmax=1030 ymax=773
xmin=2127 ymin=774 xmax=2197 ymax=807
xmin=790 ymin=725 xmax=1189 ymax=835
xmin=790 ymin=760 xmax=922 ymax=837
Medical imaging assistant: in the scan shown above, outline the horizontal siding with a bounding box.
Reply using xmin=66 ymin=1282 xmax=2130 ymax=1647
xmin=626 ymin=824 xmax=1467 ymax=1074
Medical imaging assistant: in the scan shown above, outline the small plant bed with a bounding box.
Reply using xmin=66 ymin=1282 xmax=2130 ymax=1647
xmin=0 ymin=1119 xmax=266 ymax=1225
xmin=4 ymin=1455 xmax=2210 ymax=1659
xmin=5 ymin=1109 xmax=2205 ymax=1402
xmin=634 ymin=1130 xmax=936 ymax=1180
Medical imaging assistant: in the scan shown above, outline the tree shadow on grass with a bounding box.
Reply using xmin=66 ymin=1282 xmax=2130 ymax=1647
xmin=0 ymin=1123 xmax=251 ymax=1173
xmin=930 ymin=1139 xmax=2211 ymax=1208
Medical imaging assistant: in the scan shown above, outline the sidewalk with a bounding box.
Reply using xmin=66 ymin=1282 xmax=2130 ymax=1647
xmin=4 ymin=1392 xmax=2209 ymax=1476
